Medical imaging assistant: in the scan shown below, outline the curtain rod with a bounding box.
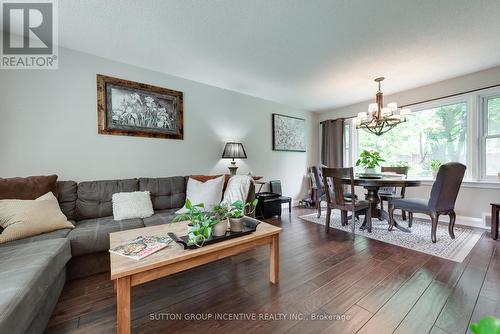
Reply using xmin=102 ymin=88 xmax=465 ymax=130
xmin=320 ymin=82 xmax=500 ymax=124
xmin=400 ymin=82 xmax=500 ymax=108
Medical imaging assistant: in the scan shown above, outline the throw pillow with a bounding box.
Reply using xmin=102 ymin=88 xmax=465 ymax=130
xmin=222 ymin=175 xmax=253 ymax=205
xmin=176 ymin=176 xmax=225 ymax=214
xmin=0 ymin=175 xmax=58 ymax=200
xmin=190 ymin=174 xmax=231 ymax=189
xmin=0 ymin=192 xmax=74 ymax=244
xmin=112 ymin=191 xmax=154 ymax=220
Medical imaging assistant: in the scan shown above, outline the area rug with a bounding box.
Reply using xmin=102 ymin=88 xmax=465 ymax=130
xmin=299 ymin=211 xmax=482 ymax=263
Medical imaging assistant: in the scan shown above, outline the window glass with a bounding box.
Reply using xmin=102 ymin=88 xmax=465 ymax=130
xmin=487 ymin=97 xmax=500 ymax=136
xmin=357 ymin=102 xmax=467 ymax=177
xmin=485 ymin=138 xmax=500 ymax=176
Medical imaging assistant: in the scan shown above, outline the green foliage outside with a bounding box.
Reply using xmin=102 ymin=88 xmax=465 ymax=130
xmin=358 ymin=102 xmax=468 ymax=177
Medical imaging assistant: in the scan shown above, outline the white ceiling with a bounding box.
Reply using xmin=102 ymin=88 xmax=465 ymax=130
xmin=59 ymin=0 xmax=500 ymax=111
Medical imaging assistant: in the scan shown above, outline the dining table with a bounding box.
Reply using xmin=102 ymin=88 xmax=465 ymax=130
xmin=341 ymin=176 xmax=422 ymax=232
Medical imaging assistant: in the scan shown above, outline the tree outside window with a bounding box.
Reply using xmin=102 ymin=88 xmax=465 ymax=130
xmin=357 ymin=102 xmax=467 ymax=177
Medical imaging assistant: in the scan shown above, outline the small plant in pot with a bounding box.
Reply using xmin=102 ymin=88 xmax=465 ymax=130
xmin=228 ymin=199 xmax=258 ymax=232
xmin=356 ymin=150 xmax=385 ymax=174
xmin=173 ymin=199 xmax=218 ymax=247
xmin=430 ymin=159 xmax=442 ymax=179
xmin=212 ymin=202 xmax=231 ymax=237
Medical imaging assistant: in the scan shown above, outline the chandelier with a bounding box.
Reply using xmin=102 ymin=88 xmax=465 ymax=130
xmin=355 ymin=77 xmax=411 ymax=136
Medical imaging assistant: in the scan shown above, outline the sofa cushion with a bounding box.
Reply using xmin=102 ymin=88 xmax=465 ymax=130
xmin=0 ymin=192 xmax=75 ymax=244
xmin=139 ymin=177 xmax=186 ymax=210
xmin=112 ymin=191 xmax=154 ymax=220
xmin=68 ymin=216 xmax=144 ymax=256
xmin=0 ymin=238 xmax=71 ymax=334
xmin=143 ymin=209 xmax=179 ymax=227
xmin=0 ymin=228 xmax=72 ymax=249
xmin=57 ymin=180 xmax=77 ymax=220
xmin=76 ymin=179 xmax=138 ymax=220
xmin=191 ymin=174 xmax=231 ymax=189
xmin=0 ymin=175 xmax=58 ymax=200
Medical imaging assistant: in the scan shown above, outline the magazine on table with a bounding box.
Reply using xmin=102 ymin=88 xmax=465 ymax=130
xmin=109 ymin=235 xmax=173 ymax=260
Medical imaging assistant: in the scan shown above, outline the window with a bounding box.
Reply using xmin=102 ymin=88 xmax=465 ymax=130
xmin=338 ymin=87 xmax=500 ymax=183
xmin=482 ymin=96 xmax=500 ymax=178
xmin=356 ymin=102 xmax=468 ymax=177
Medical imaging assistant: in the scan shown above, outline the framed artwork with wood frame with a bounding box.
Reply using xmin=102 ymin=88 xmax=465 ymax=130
xmin=97 ymin=74 xmax=183 ymax=140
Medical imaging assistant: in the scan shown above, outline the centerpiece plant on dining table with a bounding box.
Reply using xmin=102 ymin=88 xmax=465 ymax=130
xmin=356 ymin=150 xmax=385 ymax=174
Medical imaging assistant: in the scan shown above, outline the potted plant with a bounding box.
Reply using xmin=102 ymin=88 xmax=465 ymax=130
xmin=470 ymin=316 xmax=500 ymax=334
xmin=430 ymin=159 xmax=442 ymax=179
xmin=228 ymin=199 xmax=258 ymax=232
xmin=212 ymin=202 xmax=231 ymax=237
xmin=173 ymin=198 xmax=218 ymax=247
xmin=356 ymin=150 xmax=385 ymax=174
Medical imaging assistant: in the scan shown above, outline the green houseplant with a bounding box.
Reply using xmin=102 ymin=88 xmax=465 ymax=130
xmin=228 ymin=199 xmax=258 ymax=232
xmin=470 ymin=316 xmax=500 ymax=334
xmin=212 ymin=202 xmax=231 ymax=237
xmin=430 ymin=159 xmax=442 ymax=178
xmin=173 ymin=199 xmax=219 ymax=247
xmin=356 ymin=150 xmax=385 ymax=174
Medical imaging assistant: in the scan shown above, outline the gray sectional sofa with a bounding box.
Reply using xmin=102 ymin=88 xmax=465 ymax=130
xmin=0 ymin=176 xmax=255 ymax=334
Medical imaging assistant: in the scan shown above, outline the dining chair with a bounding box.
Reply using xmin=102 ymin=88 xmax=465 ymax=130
xmin=388 ymin=162 xmax=466 ymax=243
xmin=311 ymin=166 xmax=358 ymax=222
xmin=322 ymin=167 xmax=372 ymax=235
xmin=379 ymin=166 xmax=409 ymax=221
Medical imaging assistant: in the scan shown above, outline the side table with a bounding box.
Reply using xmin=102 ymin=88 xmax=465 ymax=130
xmin=492 ymin=203 xmax=500 ymax=240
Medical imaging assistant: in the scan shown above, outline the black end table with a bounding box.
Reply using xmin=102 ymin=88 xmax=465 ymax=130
xmin=491 ymin=203 xmax=500 ymax=240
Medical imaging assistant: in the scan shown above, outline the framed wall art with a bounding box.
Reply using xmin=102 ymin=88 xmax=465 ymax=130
xmin=272 ymin=113 xmax=306 ymax=152
xmin=97 ymin=75 xmax=183 ymax=139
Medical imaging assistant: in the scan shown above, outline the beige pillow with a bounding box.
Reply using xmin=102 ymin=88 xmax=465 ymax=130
xmin=0 ymin=192 xmax=74 ymax=244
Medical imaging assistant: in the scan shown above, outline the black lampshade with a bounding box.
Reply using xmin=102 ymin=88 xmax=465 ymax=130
xmin=222 ymin=142 xmax=247 ymax=159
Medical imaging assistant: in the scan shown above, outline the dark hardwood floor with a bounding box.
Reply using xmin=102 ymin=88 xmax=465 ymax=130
xmin=46 ymin=208 xmax=500 ymax=334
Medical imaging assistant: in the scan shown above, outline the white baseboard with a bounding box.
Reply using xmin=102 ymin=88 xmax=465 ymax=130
xmin=410 ymin=212 xmax=487 ymax=230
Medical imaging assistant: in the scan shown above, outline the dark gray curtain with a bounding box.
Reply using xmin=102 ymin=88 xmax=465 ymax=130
xmin=321 ymin=119 xmax=344 ymax=167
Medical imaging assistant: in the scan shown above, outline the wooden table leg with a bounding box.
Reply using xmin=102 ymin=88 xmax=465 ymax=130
xmin=116 ymin=276 xmax=131 ymax=334
xmin=492 ymin=205 xmax=499 ymax=240
xmin=270 ymin=235 xmax=279 ymax=284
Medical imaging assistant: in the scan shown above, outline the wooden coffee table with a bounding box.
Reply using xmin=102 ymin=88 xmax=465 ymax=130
xmin=110 ymin=219 xmax=282 ymax=334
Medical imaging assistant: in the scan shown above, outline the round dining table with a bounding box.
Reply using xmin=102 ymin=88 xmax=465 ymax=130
xmin=341 ymin=177 xmax=422 ymax=232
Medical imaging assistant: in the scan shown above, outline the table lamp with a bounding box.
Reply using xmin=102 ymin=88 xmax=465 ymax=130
xmin=222 ymin=142 xmax=247 ymax=175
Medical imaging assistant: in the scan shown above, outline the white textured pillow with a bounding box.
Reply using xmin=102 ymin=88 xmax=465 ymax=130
xmin=112 ymin=191 xmax=154 ymax=220
xmin=0 ymin=192 xmax=74 ymax=244
xmin=176 ymin=176 xmax=225 ymax=214
xmin=222 ymin=175 xmax=253 ymax=205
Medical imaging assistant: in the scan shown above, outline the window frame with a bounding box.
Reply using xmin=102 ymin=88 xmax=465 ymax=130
xmin=479 ymin=92 xmax=500 ymax=180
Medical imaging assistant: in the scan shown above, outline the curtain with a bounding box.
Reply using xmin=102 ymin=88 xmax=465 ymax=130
xmin=321 ymin=119 xmax=344 ymax=167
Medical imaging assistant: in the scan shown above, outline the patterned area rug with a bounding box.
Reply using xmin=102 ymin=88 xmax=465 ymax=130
xmin=299 ymin=211 xmax=482 ymax=263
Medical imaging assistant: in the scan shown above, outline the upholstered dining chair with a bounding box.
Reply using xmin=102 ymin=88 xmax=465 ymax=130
xmin=388 ymin=162 xmax=466 ymax=243
xmin=322 ymin=167 xmax=372 ymax=235
xmin=379 ymin=166 xmax=409 ymax=220
xmin=311 ymin=166 xmax=358 ymax=223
